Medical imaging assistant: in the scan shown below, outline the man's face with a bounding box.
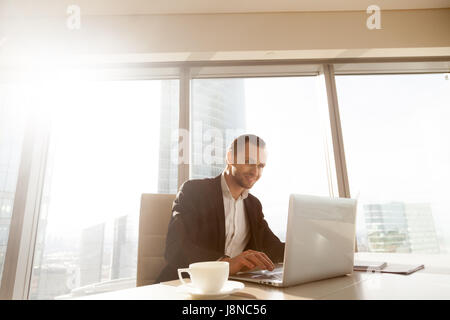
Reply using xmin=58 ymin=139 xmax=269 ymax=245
xmin=227 ymin=143 xmax=267 ymax=189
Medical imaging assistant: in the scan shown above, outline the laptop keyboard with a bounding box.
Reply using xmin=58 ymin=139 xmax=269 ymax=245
xmin=246 ymin=267 xmax=283 ymax=280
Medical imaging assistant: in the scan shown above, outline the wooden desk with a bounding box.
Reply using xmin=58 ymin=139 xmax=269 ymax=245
xmin=77 ymin=253 xmax=450 ymax=300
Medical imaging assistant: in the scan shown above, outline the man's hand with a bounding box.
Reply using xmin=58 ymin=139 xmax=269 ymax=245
xmin=220 ymin=250 xmax=275 ymax=275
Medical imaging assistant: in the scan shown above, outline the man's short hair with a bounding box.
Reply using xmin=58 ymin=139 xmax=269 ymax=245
xmin=227 ymin=134 xmax=266 ymax=164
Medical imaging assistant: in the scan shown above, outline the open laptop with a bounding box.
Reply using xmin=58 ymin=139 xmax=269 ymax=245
xmin=229 ymin=194 xmax=357 ymax=287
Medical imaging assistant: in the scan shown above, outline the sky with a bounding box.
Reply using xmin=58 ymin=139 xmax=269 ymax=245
xmin=336 ymin=73 xmax=450 ymax=250
xmin=43 ymin=80 xmax=163 ymax=236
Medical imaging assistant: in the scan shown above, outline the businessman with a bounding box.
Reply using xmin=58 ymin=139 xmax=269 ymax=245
xmin=156 ymin=134 xmax=285 ymax=282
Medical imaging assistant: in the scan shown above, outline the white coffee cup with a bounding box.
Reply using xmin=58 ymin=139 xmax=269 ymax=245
xmin=178 ymin=261 xmax=229 ymax=294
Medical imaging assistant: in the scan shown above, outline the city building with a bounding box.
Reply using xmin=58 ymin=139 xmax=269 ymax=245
xmin=191 ymin=79 xmax=246 ymax=179
xmin=29 ymin=253 xmax=78 ymax=300
xmin=404 ymin=203 xmax=441 ymax=253
xmin=79 ymin=223 xmax=105 ymax=286
xmin=52 ymin=215 xmax=138 ymax=299
xmin=157 ymin=79 xmax=246 ymax=193
xmin=364 ymin=202 xmax=440 ymax=254
xmin=111 ymin=215 xmax=138 ymax=280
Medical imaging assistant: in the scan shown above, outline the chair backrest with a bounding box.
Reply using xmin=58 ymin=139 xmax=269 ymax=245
xmin=136 ymin=193 xmax=176 ymax=287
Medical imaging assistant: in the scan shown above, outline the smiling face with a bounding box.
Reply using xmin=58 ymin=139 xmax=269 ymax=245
xmin=226 ymin=141 xmax=267 ymax=189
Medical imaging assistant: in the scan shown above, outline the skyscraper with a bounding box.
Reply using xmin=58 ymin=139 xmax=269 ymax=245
xmin=364 ymin=201 xmax=440 ymax=254
xmin=157 ymin=79 xmax=246 ymax=193
xmin=111 ymin=215 xmax=138 ymax=280
xmin=79 ymin=223 xmax=105 ymax=286
xmin=191 ymin=79 xmax=246 ymax=179
xmin=404 ymin=203 xmax=440 ymax=253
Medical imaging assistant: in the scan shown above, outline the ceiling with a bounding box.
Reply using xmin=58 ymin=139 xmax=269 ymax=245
xmin=1 ymin=0 xmax=450 ymax=16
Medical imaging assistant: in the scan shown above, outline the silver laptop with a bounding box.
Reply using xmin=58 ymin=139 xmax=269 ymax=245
xmin=230 ymin=194 xmax=357 ymax=287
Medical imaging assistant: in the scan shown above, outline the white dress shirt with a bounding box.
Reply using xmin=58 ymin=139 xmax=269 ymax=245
xmin=221 ymin=172 xmax=251 ymax=258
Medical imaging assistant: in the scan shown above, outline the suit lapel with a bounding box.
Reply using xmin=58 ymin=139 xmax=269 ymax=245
xmin=213 ymin=174 xmax=226 ymax=253
xmin=244 ymin=197 xmax=260 ymax=251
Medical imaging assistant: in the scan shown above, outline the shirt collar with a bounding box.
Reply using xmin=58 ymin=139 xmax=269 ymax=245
xmin=221 ymin=172 xmax=249 ymax=200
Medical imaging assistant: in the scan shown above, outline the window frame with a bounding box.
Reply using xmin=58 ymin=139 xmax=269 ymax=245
xmin=0 ymin=58 xmax=448 ymax=299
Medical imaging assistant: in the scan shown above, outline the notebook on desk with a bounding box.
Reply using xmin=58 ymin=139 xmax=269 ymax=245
xmin=379 ymin=263 xmax=425 ymax=275
xmin=353 ymin=261 xmax=424 ymax=275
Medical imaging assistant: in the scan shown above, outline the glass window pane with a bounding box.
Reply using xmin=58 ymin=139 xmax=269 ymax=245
xmin=29 ymin=79 xmax=179 ymax=299
xmin=0 ymin=84 xmax=27 ymax=286
xmin=336 ymin=73 xmax=450 ymax=254
xmin=191 ymin=77 xmax=333 ymax=240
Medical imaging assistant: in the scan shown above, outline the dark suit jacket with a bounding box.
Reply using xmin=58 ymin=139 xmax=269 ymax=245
xmin=155 ymin=174 xmax=285 ymax=283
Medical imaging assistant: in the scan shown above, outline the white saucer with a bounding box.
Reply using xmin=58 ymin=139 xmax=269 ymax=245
xmin=177 ymin=280 xmax=245 ymax=299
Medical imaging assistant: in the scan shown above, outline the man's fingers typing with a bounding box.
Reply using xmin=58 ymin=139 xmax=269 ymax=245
xmin=227 ymin=250 xmax=277 ymax=274
xmin=238 ymin=256 xmax=255 ymax=270
xmin=245 ymin=254 xmax=267 ymax=270
xmin=241 ymin=250 xmax=274 ymax=270
xmin=257 ymin=252 xmax=275 ymax=270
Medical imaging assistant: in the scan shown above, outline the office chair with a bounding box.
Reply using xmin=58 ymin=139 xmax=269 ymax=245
xmin=136 ymin=193 xmax=175 ymax=287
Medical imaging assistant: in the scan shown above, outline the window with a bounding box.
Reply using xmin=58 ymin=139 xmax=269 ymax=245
xmin=336 ymin=73 xmax=450 ymax=254
xmin=3 ymin=61 xmax=448 ymax=300
xmin=191 ymin=76 xmax=334 ymax=240
xmin=29 ymin=79 xmax=179 ymax=299
xmin=0 ymin=84 xmax=27 ymax=286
